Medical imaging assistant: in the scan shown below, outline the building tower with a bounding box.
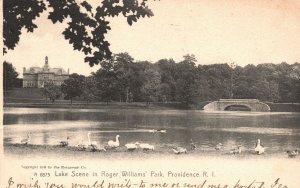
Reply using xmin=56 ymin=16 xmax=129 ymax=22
xmin=42 ymin=56 xmax=50 ymax=72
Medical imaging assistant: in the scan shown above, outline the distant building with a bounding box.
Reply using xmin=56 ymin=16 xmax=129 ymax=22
xmin=23 ymin=56 xmax=69 ymax=88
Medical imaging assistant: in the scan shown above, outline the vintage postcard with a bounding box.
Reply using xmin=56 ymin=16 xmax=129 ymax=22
xmin=1 ymin=0 xmax=300 ymax=188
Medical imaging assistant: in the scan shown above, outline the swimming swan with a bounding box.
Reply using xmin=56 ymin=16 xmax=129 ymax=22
xmin=172 ymin=147 xmax=187 ymax=154
xmin=148 ymin=129 xmax=166 ymax=133
xmin=88 ymin=132 xmax=106 ymax=152
xmin=59 ymin=137 xmax=70 ymax=147
xmin=287 ymin=148 xmax=299 ymax=158
xmin=21 ymin=133 xmax=31 ymax=145
xmin=108 ymin=135 xmax=120 ymax=148
xmin=215 ymin=143 xmax=223 ymax=150
xmin=230 ymin=146 xmax=242 ymax=154
xmin=125 ymin=142 xmax=139 ymax=151
xmin=157 ymin=129 xmax=166 ymax=133
xmin=87 ymin=132 xmax=97 ymax=146
xmin=139 ymin=143 xmax=155 ymax=151
xmin=254 ymin=139 xmax=266 ymax=155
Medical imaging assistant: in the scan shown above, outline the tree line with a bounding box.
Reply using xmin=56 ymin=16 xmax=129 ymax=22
xmin=3 ymin=53 xmax=300 ymax=104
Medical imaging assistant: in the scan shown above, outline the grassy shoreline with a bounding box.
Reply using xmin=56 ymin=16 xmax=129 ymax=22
xmin=4 ymin=143 xmax=298 ymax=160
xmin=4 ymin=101 xmax=300 ymax=112
xmin=3 ymin=102 xmax=192 ymax=110
xmin=4 ymin=88 xmax=300 ymax=111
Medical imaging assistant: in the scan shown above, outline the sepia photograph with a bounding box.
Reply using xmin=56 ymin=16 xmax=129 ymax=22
xmin=1 ymin=0 xmax=300 ymax=187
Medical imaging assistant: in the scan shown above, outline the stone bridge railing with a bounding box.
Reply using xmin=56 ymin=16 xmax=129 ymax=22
xmin=203 ymin=99 xmax=270 ymax=112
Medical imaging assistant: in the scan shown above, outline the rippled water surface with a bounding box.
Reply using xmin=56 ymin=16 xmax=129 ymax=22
xmin=3 ymin=107 xmax=300 ymax=154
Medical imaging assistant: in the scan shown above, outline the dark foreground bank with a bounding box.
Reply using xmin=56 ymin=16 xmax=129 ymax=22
xmin=4 ymin=143 xmax=298 ymax=160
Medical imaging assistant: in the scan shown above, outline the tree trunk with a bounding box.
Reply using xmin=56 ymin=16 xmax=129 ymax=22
xmin=126 ymin=88 xmax=129 ymax=103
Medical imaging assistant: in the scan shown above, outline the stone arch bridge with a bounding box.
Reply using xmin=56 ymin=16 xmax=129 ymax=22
xmin=203 ymin=99 xmax=270 ymax=112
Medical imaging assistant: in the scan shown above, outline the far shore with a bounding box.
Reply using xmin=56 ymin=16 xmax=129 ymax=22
xmin=3 ymin=101 xmax=300 ymax=112
xmin=3 ymin=102 xmax=193 ymax=110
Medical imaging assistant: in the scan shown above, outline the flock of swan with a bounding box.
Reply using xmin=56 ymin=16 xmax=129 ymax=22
xmin=19 ymin=131 xmax=299 ymax=158
xmin=76 ymin=133 xmax=156 ymax=152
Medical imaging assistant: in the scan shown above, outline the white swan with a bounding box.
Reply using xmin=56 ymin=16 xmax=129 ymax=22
xmin=87 ymin=132 xmax=106 ymax=152
xmin=77 ymin=132 xmax=105 ymax=152
xmin=254 ymin=139 xmax=266 ymax=155
xmin=215 ymin=143 xmax=223 ymax=150
xmin=108 ymin=135 xmax=120 ymax=148
xmin=21 ymin=133 xmax=30 ymax=145
xmin=76 ymin=133 xmax=94 ymax=151
xmin=148 ymin=129 xmax=166 ymax=133
xmin=87 ymin=132 xmax=98 ymax=146
xmin=287 ymin=148 xmax=299 ymax=158
xmin=139 ymin=143 xmax=155 ymax=151
xmin=148 ymin=129 xmax=155 ymax=133
xmin=157 ymin=129 xmax=166 ymax=133
xmin=59 ymin=137 xmax=70 ymax=147
xmin=230 ymin=146 xmax=242 ymax=154
xmin=125 ymin=142 xmax=139 ymax=151
xmin=172 ymin=147 xmax=187 ymax=154
xmin=77 ymin=140 xmax=87 ymax=151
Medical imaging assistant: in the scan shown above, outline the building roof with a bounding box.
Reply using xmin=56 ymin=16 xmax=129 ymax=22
xmin=24 ymin=56 xmax=68 ymax=75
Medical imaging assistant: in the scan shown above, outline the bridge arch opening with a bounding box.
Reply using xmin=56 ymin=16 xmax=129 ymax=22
xmin=224 ymin=105 xmax=251 ymax=111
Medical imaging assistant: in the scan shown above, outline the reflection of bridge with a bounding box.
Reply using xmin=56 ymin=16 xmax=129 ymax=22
xmin=203 ymin=99 xmax=270 ymax=112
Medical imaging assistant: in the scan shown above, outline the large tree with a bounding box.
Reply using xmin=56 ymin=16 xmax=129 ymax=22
xmin=141 ymin=67 xmax=161 ymax=103
xmin=81 ymin=76 xmax=97 ymax=104
xmin=203 ymin=63 xmax=232 ymax=100
xmin=43 ymin=82 xmax=62 ymax=103
xmin=156 ymin=59 xmax=177 ymax=101
xmin=3 ymin=0 xmax=155 ymax=66
xmin=114 ymin=53 xmax=136 ymax=102
xmin=61 ymin=73 xmax=85 ymax=104
xmin=94 ymin=71 xmax=119 ymax=103
xmin=3 ymin=61 xmax=19 ymax=94
xmin=175 ymin=54 xmax=199 ymax=104
xmin=93 ymin=59 xmax=120 ymax=103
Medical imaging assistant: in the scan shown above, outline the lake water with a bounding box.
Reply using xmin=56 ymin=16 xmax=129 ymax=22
xmin=3 ymin=107 xmax=300 ymax=155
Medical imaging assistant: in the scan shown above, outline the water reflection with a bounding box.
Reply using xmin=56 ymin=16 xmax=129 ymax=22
xmin=3 ymin=108 xmax=300 ymax=154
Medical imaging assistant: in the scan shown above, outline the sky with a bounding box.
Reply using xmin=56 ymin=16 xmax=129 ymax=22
xmin=3 ymin=0 xmax=300 ymax=78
